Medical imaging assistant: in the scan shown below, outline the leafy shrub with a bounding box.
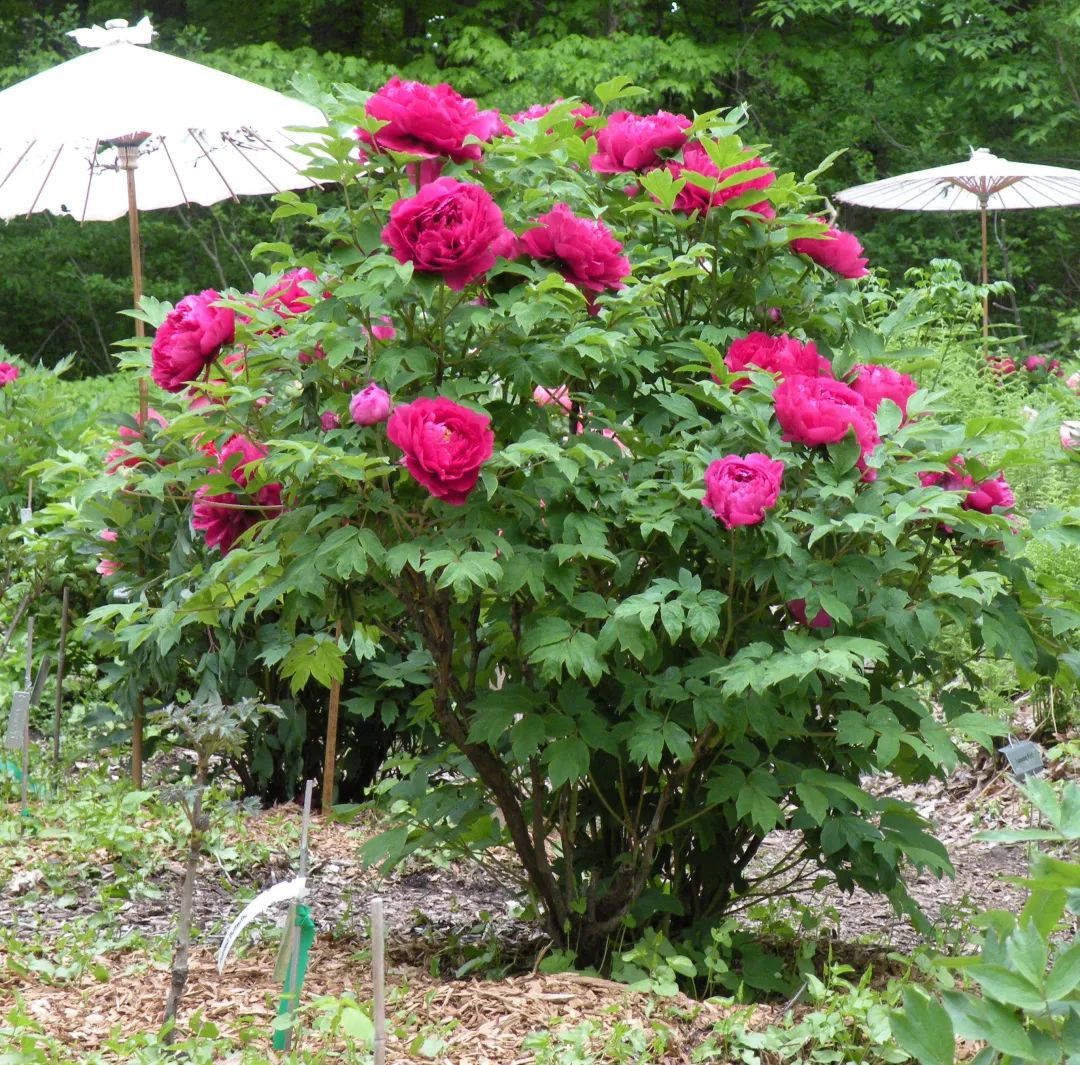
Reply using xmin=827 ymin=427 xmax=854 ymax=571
xmin=59 ymin=76 xmax=1080 ymax=964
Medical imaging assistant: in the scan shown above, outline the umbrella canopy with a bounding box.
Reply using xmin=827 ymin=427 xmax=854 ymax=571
xmin=836 ymin=149 xmax=1080 ymax=344
xmin=835 ymin=148 xmax=1080 ymax=213
xmin=0 ymin=17 xmax=325 ymax=223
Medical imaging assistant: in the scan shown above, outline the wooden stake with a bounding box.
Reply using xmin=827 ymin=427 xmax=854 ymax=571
xmin=321 ymin=619 xmax=343 ymax=816
xmin=52 ymin=587 xmax=69 ymax=766
xmin=21 ymin=616 xmax=33 ymax=813
xmin=132 ymin=693 xmax=144 ymax=790
xmin=372 ymin=897 xmax=386 ymax=1065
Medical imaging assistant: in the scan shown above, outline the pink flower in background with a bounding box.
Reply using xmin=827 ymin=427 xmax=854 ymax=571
xmin=350 ymin=383 xmax=392 ymax=425
xmin=788 ymin=599 xmax=832 ymax=628
xmin=1061 ymin=421 xmax=1080 ymax=450
xmin=987 ymin=354 xmax=1017 ymax=376
xmin=964 ymin=472 xmax=1015 ymax=514
xmin=519 ymin=204 xmax=630 ymax=306
xmin=192 ymin=435 xmax=282 ymax=554
xmin=590 ymin=110 xmax=691 ymax=174
xmin=791 ymin=225 xmax=869 ymax=279
xmin=99 ymin=528 xmax=118 ymax=543
xmin=387 ymin=396 xmax=494 ymax=505
xmin=360 ymin=77 xmax=503 ymax=163
xmin=105 ymin=408 xmax=169 ymax=473
xmin=151 ymin=289 xmax=236 ymax=392
xmin=263 ymin=268 xmax=319 ymax=317
xmin=533 ymin=384 xmax=573 ymax=411
xmin=513 ymin=100 xmax=597 ymax=129
xmin=919 ymin=456 xmax=975 ymax=493
xmin=96 ymin=557 xmax=121 ymax=577
xmin=773 ymin=374 xmax=880 ymax=477
xmin=666 ymin=145 xmax=775 ymax=217
xmin=382 ymin=177 xmax=517 ymax=290
xmin=1025 ymin=355 xmax=1047 ymax=372
xmin=1066 ymin=372 xmax=1080 ymax=394
xmin=702 ymin=453 xmax=785 ymax=529
xmin=848 ymin=364 xmax=918 ymax=419
xmin=724 ymin=332 xmax=831 ymax=392
xmin=0 ymin=362 xmax=18 ymax=386
xmin=368 ymin=317 xmax=396 ymax=341
xmin=320 ymin=411 xmax=341 ymax=431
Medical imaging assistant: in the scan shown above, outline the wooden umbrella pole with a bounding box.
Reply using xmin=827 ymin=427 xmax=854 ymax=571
xmin=980 ymin=198 xmax=989 ymax=356
xmin=321 ymin=619 xmax=344 ymax=815
xmin=127 ymin=166 xmax=146 ymax=341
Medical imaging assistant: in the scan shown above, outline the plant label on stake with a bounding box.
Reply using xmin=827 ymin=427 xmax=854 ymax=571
xmin=1000 ymin=739 xmax=1043 ymax=780
xmin=4 ymin=691 xmax=30 ymax=751
xmin=29 ymin=656 xmax=51 ymax=708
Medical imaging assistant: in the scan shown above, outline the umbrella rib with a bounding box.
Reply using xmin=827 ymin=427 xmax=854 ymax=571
xmin=0 ymin=140 xmax=37 ymax=193
xmin=80 ymin=139 xmax=101 ymax=224
xmin=160 ymin=137 xmax=191 ymax=205
xmin=224 ymin=133 xmax=283 ymax=192
xmin=246 ymin=128 xmax=323 ymax=189
xmin=27 ymin=145 xmax=64 ymax=218
xmin=189 ymin=128 xmax=239 ymax=202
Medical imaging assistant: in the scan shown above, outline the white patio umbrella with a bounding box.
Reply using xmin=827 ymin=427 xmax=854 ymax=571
xmin=0 ymin=16 xmax=327 ymax=337
xmin=836 ymin=148 xmax=1080 ymax=341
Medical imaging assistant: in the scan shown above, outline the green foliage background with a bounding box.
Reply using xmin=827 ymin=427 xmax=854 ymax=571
xmin=0 ymin=0 xmax=1076 ymax=372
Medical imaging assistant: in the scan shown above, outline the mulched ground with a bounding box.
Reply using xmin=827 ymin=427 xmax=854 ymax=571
xmin=1 ymin=736 xmax=1069 ymax=1061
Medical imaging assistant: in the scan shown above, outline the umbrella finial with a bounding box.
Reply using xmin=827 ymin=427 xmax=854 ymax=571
xmin=68 ymin=16 xmax=155 ymax=49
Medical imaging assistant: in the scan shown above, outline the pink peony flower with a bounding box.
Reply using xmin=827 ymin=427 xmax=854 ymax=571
xmin=382 ymin=177 xmax=517 ymax=291
xmin=519 ymin=204 xmax=630 ymax=307
xmin=987 ymin=355 xmax=1017 ymax=376
xmin=724 ymin=332 xmax=832 ymax=392
xmin=96 ymin=557 xmax=121 ymax=577
xmin=360 ymin=76 xmax=502 ymax=163
xmin=512 ymin=100 xmax=597 ymax=129
xmin=919 ymin=456 xmax=975 ymax=494
xmin=320 ymin=411 xmax=341 ymax=431
xmin=533 ymin=384 xmax=573 ymax=411
xmin=1025 ymin=355 xmax=1047 ymax=372
xmin=105 ymin=407 xmax=169 ymax=473
xmin=590 ymin=110 xmax=691 ymax=174
xmin=368 ymin=316 xmax=396 ymax=342
xmin=263 ymin=268 xmax=319 ymax=318
xmin=151 ymin=290 xmax=236 ymax=393
xmin=848 ymin=364 xmax=918 ymax=419
xmin=192 ymin=435 xmax=282 ymax=554
xmin=665 ymin=144 xmax=775 ymax=217
xmin=788 ymin=599 xmax=832 ymax=628
xmin=964 ymin=472 xmax=1015 ymax=514
xmin=386 ymin=396 xmax=494 ymax=505
xmin=702 ymin=453 xmax=785 ymax=529
xmin=0 ymin=361 xmax=18 ymax=387
xmin=99 ymin=528 xmax=118 ymax=542
xmin=350 ymin=383 xmax=392 ymax=426
xmin=1061 ymin=421 xmax=1080 ymax=450
xmin=773 ymin=375 xmax=880 ymax=477
xmin=1066 ymin=372 xmax=1080 ymax=394
xmin=791 ymin=225 xmax=869 ymax=280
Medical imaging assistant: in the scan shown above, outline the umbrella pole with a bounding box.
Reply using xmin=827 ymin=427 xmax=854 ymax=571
xmin=980 ymin=198 xmax=989 ymax=356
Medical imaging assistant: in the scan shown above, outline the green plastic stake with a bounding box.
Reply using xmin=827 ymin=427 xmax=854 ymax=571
xmin=273 ymin=903 xmax=315 ymax=1050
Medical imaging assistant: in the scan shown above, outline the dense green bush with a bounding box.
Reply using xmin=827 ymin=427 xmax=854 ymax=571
xmin=56 ymin=73 xmax=1078 ymax=966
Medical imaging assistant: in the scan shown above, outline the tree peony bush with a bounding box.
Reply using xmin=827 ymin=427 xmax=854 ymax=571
xmin=88 ymin=78 xmax=1080 ymax=965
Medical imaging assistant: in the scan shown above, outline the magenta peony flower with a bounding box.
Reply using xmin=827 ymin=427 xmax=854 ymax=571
xmin=151 ymin=289 xmax=236 ymax=393
xmin=261 ymin=267 xmax=319 ymax=318
xmin=590 ymin=110 xmax=691 ymax=174
xmin=702 ymin=453 xmax=785 ymax=529
xmin=105 ymin=407 xmax=169 ymax=473
xmin=512 ymin=100 xmax=597 ymax=132
xmin=724 ymin=332 xmax=832 ymax=392
xmin=1025 ymin=355 xmax=1047 ymax=372
xmin=387 ymin=396 xmax=494 ymax=505
xmin=788 ymin=599 xmax=832 ymax=628
xmin=360 ymin=76 xmax=503 ymax=163
xmin=368 ymin=316 xmax=396 ymax=342
xmin=320 ymin=411 xmax=341 ymax=431
xmin=848 ymin=364 xmax=918 ymax=419
xmin=192 ymin=435 xmax=282 ymax=554
xmin=666 ymin=144 xmax=775 ymax=217
xmin=0 ymin=361 xmax=18 ymax=387
xmin=519 ymin=204 xmax=630 ymax=307
xmin=533 ymin=384 xmax=573 ymax=411
xmin=919 ymin=456 xmax=975 ymax=494
xmin=382 ymin=177 xmax=517 ymax=291
xmin=773 ymin=375 xmax=880 ymax=477
xmin=350 ymin=383 xmax=392 ymax=426
xmin=987 ymin=354 xmax=1017 ymax=376
xmin=791 ymin=225 xmax=869 ymax=280
xmin=964 ymin=472 xmax=1015 ymax=514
